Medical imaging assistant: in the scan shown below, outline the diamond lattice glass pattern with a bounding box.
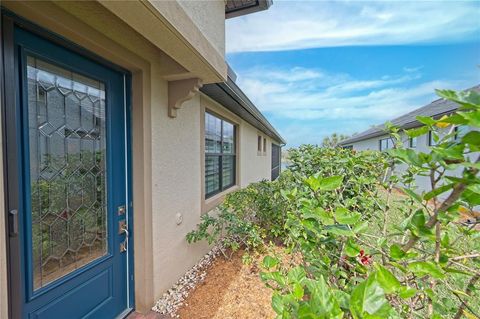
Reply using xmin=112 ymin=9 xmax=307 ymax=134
xmin=27 ymin=56 xmax=108 ymax=290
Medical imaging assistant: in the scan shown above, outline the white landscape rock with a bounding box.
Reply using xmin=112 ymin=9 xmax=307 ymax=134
xmin=152 ymin=246 xmax=223 ymax=318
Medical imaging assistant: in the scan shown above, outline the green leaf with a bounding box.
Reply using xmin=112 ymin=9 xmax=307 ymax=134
xmin=374 ymin=264 xmax=401 ymax=294
xmin=318 ymin=175 xmax=344 ymax=191
xmin=350 ymin=275 xmax=392 ymax=318
xmin=462 ymin=131 xmax=480 ymax=146
xmin=271 ymin=293 xmax=284 ymax=314
xmin=390 ymin=244 xmax=406 ymax=260
xmin=303 ymin=207 xmax=334 ymax=225
xmin=305 ymin=175 xmax=343 ymax=192
xmin=410 ymin=209 xmax=426 ymax=229
xmin=292 ymin=282 xmax=304 ymax=299
xmin=334 ymin=207 xmax=361 ymax=225
xmin=305 ymin=276 xmax=343 ymax=319
xmin=398 ymin=286 xmax=417 ymax=299
xmin=423 ymin=183 xmax=454 ymax=201
xmin=260 ymin=271 xmax=287 ymax=287
xmin=345 ymin=239 xmax=361 ymax=257
xmin=325 ymin=224 xmax=354 ymax=237
xmin=287 ymin=266 xmax=307 ymax=283
xmin=305 ymin=175 xmax=321 ymax=192
xmin=407 ymin=261 xmax=445 ymax=279
xmin=262 ymin=256 xmax=279 ymax=269
xmin=333 ymin=289 xmax=350 ymax=310
xmin=416 ymin=115 xmax=436 ymax=126
xmin=401 ymin=187 xmax=422 ymax=204
xmin=462 ymin=184 xmax=480 ymax=206
xmin=406 ymin=126 xmax=429 ymax=138
xmin=353 ymin=221 xmax=369 ymax=234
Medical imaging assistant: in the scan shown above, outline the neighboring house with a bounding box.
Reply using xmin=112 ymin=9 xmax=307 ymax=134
xmin=340 ymin=85 xmax=479 ymax=194
xmin=0 ymin=1 xmax=283 ymax=318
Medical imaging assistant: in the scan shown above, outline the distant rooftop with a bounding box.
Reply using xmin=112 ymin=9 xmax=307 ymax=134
xmin=225 ymin=0 xmax=273 ymax=18
xmin=341 ymin=85 xmax=480 ymax=145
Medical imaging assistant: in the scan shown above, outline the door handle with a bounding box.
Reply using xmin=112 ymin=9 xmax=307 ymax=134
xmin=119 ymin=220 xmax=128 ymax=253
xmin=9 ymin=209 xmax=18 ymax=237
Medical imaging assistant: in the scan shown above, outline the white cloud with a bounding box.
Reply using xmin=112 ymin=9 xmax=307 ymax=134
xmin=226 ymin=1 xmax=480 ymax=53
xmin=235 ymin=66 xmax=469 ymax=146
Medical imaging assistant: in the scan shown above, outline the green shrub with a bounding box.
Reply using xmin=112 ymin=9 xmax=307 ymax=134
xmin=188 ymin=88 xmax=480 ymax=318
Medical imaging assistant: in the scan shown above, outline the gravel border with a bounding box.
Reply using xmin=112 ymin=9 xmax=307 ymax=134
xmin=152 ymin=245 xmax=223 ymax=318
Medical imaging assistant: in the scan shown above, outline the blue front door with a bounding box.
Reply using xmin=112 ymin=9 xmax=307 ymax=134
xmin=11 ymin=26 xmax=133 ymax=318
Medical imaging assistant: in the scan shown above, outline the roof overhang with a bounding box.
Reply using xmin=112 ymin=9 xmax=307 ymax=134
xmin=201 ymin=76 xmax=286 ymax=145
xmin=340 ymin=109 xmax=458 ymax=145
xmin=225 ymin=0 xmax=273 ymax=18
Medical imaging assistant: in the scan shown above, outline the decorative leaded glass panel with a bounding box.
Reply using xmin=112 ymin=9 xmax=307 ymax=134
xmin=27 ymin=56 xmax=108 ymax=290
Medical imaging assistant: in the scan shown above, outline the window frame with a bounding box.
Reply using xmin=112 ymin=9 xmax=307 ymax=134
xmin=379 ymin=137 xmax=394 ymax=151
xmin=454 ymin=125 xmax=469 ymax=141
xmin=204 ymin=111 xmax=237 ymax=199
xmin=409 ymin=137 xmax=417 ymax=148
xmin=428 ymin=131 xmax=437 ymax=146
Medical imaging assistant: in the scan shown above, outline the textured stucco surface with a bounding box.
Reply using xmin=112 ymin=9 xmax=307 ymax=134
xmin=177 ymin=0 xmax=226 ymax=56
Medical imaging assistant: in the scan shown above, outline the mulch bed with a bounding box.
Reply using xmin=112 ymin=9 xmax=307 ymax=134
xmin=177 ymin=250 xmax=275 ymax=319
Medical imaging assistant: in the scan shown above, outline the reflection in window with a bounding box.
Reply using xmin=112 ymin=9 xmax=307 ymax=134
xmin=429 ymin=131 xmax=437 ymax=146
xmin=379 ymin=138 xmax=394 ymax=151
xmin=409 ymin=137 xmax=417 ymax=148
xmin=454 ymin=125 xmax=469 ymax=141
xmin=205 ymin=112 xmax=236 ymax=198
xmin=27 ymin=56 xmax=107 ymax=290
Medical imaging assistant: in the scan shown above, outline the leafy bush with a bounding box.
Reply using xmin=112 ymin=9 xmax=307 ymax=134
xmin=188 ymin=88 xmax=480 ymax=318
xmin=261 ymin=89 xmax=480 ymax=318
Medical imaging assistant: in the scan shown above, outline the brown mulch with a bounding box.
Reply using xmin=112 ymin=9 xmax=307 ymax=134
xmin=177 ymin=250 xmax=275 ymax=319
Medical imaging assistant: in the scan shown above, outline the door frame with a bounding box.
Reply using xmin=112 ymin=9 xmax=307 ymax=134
xmin=1 ymin=9 xmax=135 ymax=318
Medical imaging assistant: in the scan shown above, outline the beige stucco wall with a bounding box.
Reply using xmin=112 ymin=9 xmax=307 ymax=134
xmin=177 ymin=0 xmax=226 ymax=56
xmin=240 ymin=127 xmax=273 ymax=186
xmin=1 ymin=1 xmax=276 ymax=315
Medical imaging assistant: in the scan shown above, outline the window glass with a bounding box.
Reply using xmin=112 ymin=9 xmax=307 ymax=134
xmin=222 ymin=156 xmax=235 ymax=187
xmin=205 ymin=155 xmax=220 ymax=195
xmin=205 ymin=112 xmax=236 ymax=198
xmin=409 ymin=137 xmax=417 ymax=148
xmin=429 ymin=131 xmax=437 ymax=146
xmin=258 ymin=135 xmax=262 ymax=152
xmin=263 ymin=137 xmax=267 ymax=153
xmin=379 ymin=138 xmax=393 ymax=151
xmin=455 ymin=125 xmax=469 ymax=141
xmin=223 ymin=121 xmax=235 ymax=154
xmin=205 ymin=113 xmax=222 ymax=153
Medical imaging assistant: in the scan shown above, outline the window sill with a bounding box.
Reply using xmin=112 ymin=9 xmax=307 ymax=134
xmin=203 ymin=185 xmax=240 ymax=214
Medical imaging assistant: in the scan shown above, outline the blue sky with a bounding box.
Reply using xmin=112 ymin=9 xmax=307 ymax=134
xmin=225 ymin=1 xmax=480 ymax=147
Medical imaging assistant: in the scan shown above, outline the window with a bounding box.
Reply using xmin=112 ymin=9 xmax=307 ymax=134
xmin=205 ymin=112 xmax=236 ymax=198
xmin=379 ymin=138 xmax=394 ymax=151
xmin=257 ymin=135 xmax=262 ymax=152
xmin=343 ymin=145 xmax=353 ymax=150
xmin=271 ymin=143 xmax=281 ymax=180
xmin=263 ymin=137 xmax=267 ymax=153
xmin=454 ymin=125 xmax=469 ymax=141
xmin=428 ymin=131 xmax=437 ymax=146
xmin=409 ymin=137 xmax=417 ymax=148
